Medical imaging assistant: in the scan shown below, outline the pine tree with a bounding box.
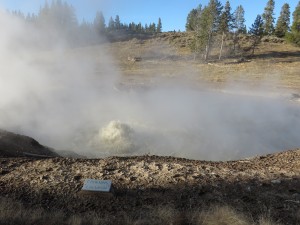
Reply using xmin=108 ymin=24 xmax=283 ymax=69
xmin=26 ymin=13 xmax=37 ymax=23
xmin=186 ymin=5 xmax=202 ymax=31
xmin=292 ymin=1 xmax=300 ymax=33
xmin=189 ymin=0 xmax=223 ymax=60
xmin=195 ymin=0 xmax=223 ymax=60
xmin=232 ymin=5 xmax=246 ymax=56
xmin=145 ymin=23 xmax=149 ymax=32
xmin=149 ymin=23 xmax=156 ymax=33
xmin=218 ymin=0 xmax=233 ymax=59
xmin=288 ymin=1 xmax=300 ymax=45
xmin=115 ymin=15 xmax=121 ymax=30
xmin=136 ymin=22 xmax=143 ymax=32
xmin=233 ymin=5 xmax=246 ymax=34
xmin=186 ymin=9 xmax=197 ymax=31
xmin=38 ymin=1 xmax=50 ymax=26
xmin=275 ymin=3 xmax=290 ymax=37
xmin=190 ymin=6 xmax=210 ymax=57
xmin=249 ymin=14 xmax=264 ymax=54
xmin=108 ymin=16 xmax=115 ymax=31
xmin=262 ymin=0 xmax=275 ymax=35
xmin=157 ymin=18 xmax=162 ymax=33
xmin=219 ymin=1 xmax=233 ymax=33
xmin=209 ymin=0 xmax=223 ymax=32
xmin=94 ymin=11 xmax=106 ymax=34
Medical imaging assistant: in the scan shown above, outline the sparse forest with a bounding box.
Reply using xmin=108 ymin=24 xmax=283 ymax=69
xmin=186 ymin=0 xmax=300 ymax=60
xmin=10 ymin=0 xmax=162 ymax=46
xmin=9 ymin=0 xmax=300 ymax=55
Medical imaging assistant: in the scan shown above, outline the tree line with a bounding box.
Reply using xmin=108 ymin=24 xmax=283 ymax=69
xmin=10 ymin=0 xmax=162 ymax=45
xmin=186 ymin=0 xmax=300 ymax=60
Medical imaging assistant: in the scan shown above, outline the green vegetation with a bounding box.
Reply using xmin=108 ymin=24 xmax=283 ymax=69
xmin=287 ymin=1 xmax=300 ymax=46
xmin=10 ymin=0 xmax=162 ymax=46
xmin=262 ymin=0 xmax=275 ymax=35
xmin=186 ymin=0 xmax=300 ymax=60
xmin=10 ymin=0 xmax=300 ymax=49
xmin=249 ymin=15 xmax=264 ymax=54
xmin=187 ymin=0 xmax=224 ymax=60
xmin=233 ymin=5 xmax=247 ymax=34
xmin=275 ymin=3 xmax=291 ymax=37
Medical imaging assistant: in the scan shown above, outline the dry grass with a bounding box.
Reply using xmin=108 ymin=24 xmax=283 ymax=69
xmin=105 ymin=33 xmax=300 ymax=92
xmin=258 ymin=217 xmax=282 ymax=225
xmin=0 ymin=197 xmax=283 ymax=225
xmin=0 ymin=197 xmax=65 ymax=225
xmin=196 ymin=205 xmax=250 ymax=225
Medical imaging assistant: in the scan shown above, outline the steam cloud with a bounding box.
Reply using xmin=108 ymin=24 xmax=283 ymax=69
xmin=1 ymin=11 xmax=300 ymax=160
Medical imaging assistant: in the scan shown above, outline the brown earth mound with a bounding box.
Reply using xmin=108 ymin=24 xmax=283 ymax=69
xmin=0 ymin=130 xmax=60 ymax=158
xmin=0 ymin=149 xmax=299 ymax=224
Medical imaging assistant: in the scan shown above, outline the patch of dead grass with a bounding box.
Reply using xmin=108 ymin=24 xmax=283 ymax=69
xmin=0 ymin=197 xmax=286 ymax=225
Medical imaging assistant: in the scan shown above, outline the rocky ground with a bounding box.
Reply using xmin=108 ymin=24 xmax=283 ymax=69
xmin=0 ymin=149 xmax=299 ymax=224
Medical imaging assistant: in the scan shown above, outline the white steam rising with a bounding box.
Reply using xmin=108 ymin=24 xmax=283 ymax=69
xmin=1 ymin=11 xmax=300 ymax=160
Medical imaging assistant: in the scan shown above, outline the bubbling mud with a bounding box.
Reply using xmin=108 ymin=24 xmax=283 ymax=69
xmin=99 ymin=120 xmax=137 ymax=154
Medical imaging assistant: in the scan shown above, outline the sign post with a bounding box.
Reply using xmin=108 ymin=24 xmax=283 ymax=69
xmin=79 ymin=179 xmax=114 ymax=197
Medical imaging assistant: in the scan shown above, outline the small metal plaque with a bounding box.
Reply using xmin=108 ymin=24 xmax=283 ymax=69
xmin=82 ymin=179 xmax=112 ymax=192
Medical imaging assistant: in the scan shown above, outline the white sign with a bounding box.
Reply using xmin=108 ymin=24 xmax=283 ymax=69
xmin=82 ymin=179 xmax=112 ymax=192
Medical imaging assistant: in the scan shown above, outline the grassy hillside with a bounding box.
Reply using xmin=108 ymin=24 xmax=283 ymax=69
xmin=105 ymin=32 xmax=300 ymax=91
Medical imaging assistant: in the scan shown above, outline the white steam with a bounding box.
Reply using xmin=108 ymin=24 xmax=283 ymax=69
xmin=0 ymin=11 xmax=300 ymax=160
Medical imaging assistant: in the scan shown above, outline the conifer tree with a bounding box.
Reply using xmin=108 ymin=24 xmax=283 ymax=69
xmin=196 ymin=0 xmax=223 ymax=60
xmin=115 ymin=15 xmax=121 ymax=30
xmin=262 ymin=0 xmax=275 ymax=35
xmin=137 ymin=22 xmax=143 ymax=32
xmin=145 ymin=23 xmax=149 ymax=32
xmin=94 ymin=11 xmax=106 ymax=34
xmin=190 ymin=6 xmax=209 ymax=58
xmin=186 ymin=9 xmax=198 ymax=31
xmin=209 ymin=0 xmax=223 ymax=32
xmin=233 ymin=5 xmax=246 ymax=34
xmin=186 ymin=5 xmax=202 ymax=31
xmin=108 ymin=16 xmax=115 ymax=31
xmin=219 ymin=1 xmax=233 ymax=33
xmin=249 ymin=14 xmax=264 ymax=54
xmin=292 ymin=1 xmax=300 ymax=32
xmin=275 ymin=3 xmax=290 ymax=37
xmin=189 ymin=0 xmax=223 ymax=60
xmin=218 ymin=0 xmax=233 ymax=59
xmin=157 ymin=18 xmax=162 ymax=33
xmin=288 ymin=1 xmax=300 ymax=45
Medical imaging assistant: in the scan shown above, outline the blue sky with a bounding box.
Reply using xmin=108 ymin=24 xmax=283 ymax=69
xmin=0 ymin=0 xmax=298 ymax=31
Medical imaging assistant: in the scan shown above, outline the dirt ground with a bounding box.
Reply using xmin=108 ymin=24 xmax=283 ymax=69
xmin=0 ymin=149 xmax=299 ymax=224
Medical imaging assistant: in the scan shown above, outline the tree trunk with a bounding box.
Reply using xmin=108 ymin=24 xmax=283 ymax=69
xmin=233 ymin=32 xmax=237 ymax=55
xmin=219 ymin=32 xmax=225 ymax=60
xmin=204 ymin=32 xmax=212 ymax=61
xmin=251 ymin=37 xmax=259 ymax=55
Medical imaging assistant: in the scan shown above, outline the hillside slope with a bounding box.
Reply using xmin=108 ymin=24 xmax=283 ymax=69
xmin=0 ymin=130 xmax=59 ymax=158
